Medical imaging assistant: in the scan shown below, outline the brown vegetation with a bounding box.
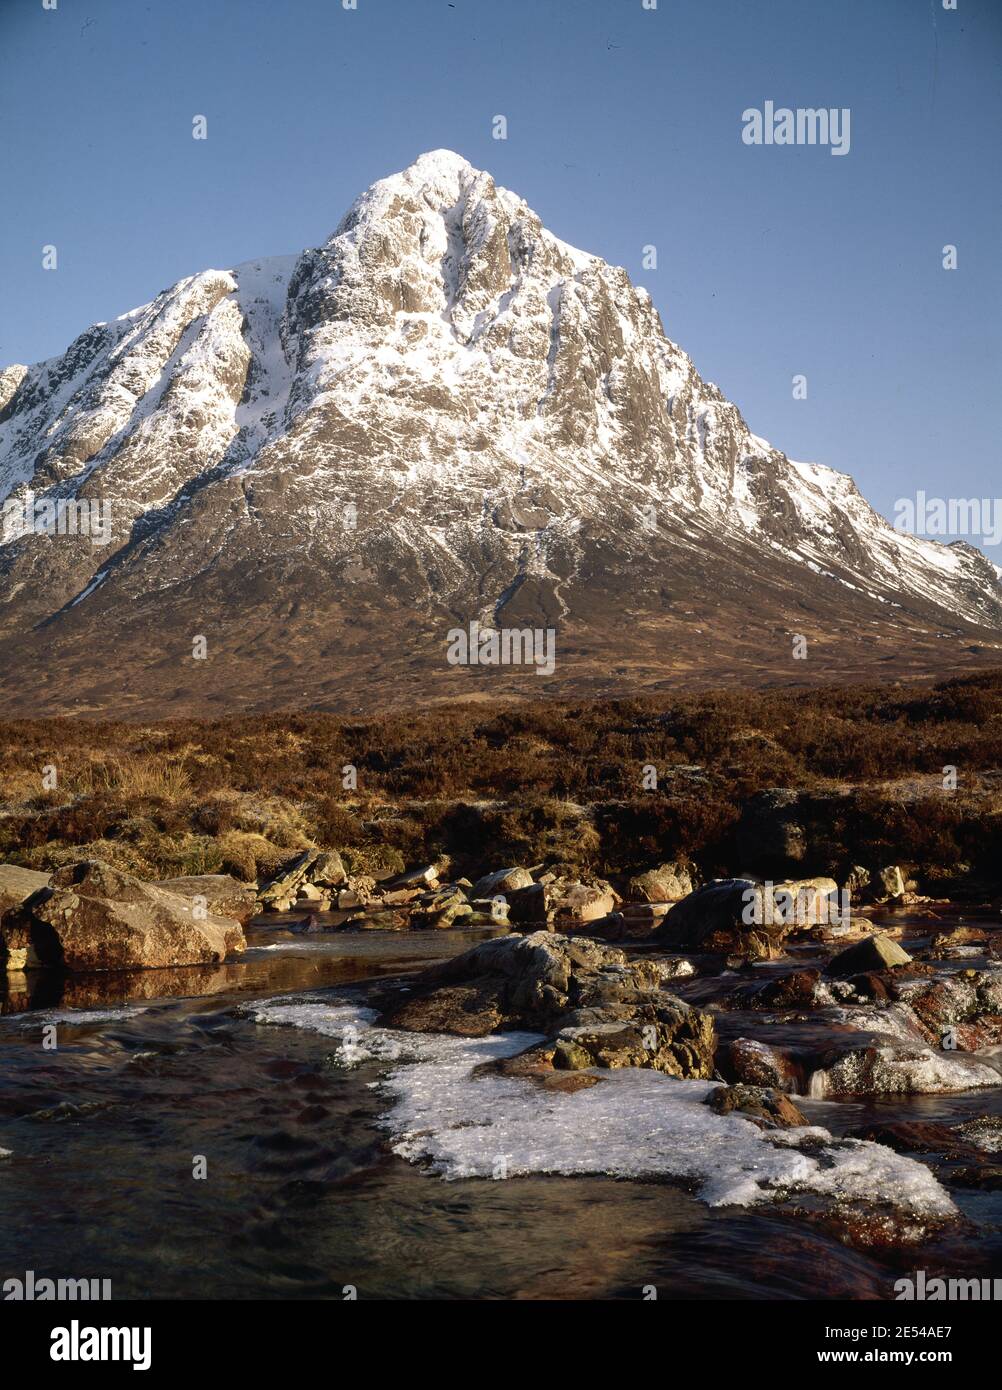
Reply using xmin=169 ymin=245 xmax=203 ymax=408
xmin=1 ymin=670 xmax=1000 ymax=889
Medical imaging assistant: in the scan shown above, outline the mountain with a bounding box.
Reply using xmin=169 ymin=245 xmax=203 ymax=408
xmin=1 ymin=149 xmax=1000 ymax=717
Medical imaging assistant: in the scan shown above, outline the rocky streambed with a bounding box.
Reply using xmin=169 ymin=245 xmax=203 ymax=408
xmin=2 ymin=853 xmax=1002 ymax=1297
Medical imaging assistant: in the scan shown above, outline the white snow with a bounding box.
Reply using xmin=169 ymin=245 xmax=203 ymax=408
xmin=1 ymin=149 xmax=998 ymax=631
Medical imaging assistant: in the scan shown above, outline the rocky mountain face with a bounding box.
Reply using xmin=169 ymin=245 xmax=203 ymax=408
xmin=1 ymin=149 xmax=1000 ymax=716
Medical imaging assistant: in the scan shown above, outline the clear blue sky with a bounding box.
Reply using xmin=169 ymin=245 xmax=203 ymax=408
xmin=1 ymin=0 xmax=999 ymax=547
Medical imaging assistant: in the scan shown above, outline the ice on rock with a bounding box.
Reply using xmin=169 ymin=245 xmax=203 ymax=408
xmin=250 ymin=998 xmax=956 ymax=1220
xmin=2 ymin=1006 xmax=147 ymax=1030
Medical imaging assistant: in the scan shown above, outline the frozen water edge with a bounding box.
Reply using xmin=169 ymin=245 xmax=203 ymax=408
xmin=248 ymin=1000 xmax=956 ymax=1219
xmin=0 ymin=1005 xmax=148 ymax=1031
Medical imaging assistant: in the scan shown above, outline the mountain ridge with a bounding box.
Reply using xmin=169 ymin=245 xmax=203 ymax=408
xmin=1 ymin=148 xmax=1000 ymax=716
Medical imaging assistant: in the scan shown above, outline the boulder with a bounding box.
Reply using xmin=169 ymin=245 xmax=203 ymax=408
xmin=896 ymin=970 xmax=1002 ymax=1050
xmin=809 ymin=1042 xmax=1001 ymax=1097
xmin=380 ymin=887 xmax=423 ymax=906
xmin=753 ymin=969 xmax=822 ymax=1011
xmin=931 ymin=925 xmax=990 ymax=952
xmin=627 ymin=861 xmax=694 ymax=903
xmin=337 ymin=875 xmax=377 ymax=910
xmin=656 ymin=879 xmax=784 ymax=960
xmin=657 ymin=956 xmax=697 ymax=980
xmin=770 ymin=877 xmax=843 ymax=928
xmin=721 ymin=1038 xmax=801 ymax=1091
xmin=506 ymin=882 xmax=552 ymax=927
xmin=552 ymin=997 xmax=714 ymax=1078
xmin=1 ymin=860 xmax=245 ymax=972
xmin=623 ymin=902 xmax=672 ymax=924
xmin=0 ymin=864 xmax=51 ymax=909
xmin=824 ymin=933 xmax=912 ymax=978
xmin=410 ymin=885 xmax=471 ymax=927
xmin=377 ymin=930 xmax=716 ymax=1076
xmin=155 ymin=873 xmax=258 ymax=925
xmin=312 ymin=850 xmax=347 ymax=887
xmin=470 ymin=866 xmax=534 ymax=899
xmin=341 ymin=911 xmax=409 ymax=932
xmin=586 ymin=905 xmax=671 ymax=941
xmin=390 ymin=864 xmax=441 ymax=889
xmin=876 ymin=865 xmax=907 ymax=901
xmin=845 ymin=865 xmax=871 ymax=897
xmin=469 ymin=897 xmax=510 ymax=925
xmin=472 ymin=1044 xmax=602 ymax=1094
xmin=549 ymin=877 xmax=620 ymax=924
xmin=704 ymin=1083 xmax=808 ymax=1130
xmin=0 ymin=866 xmax=51 ymax=960
xmin=259 ymin=850 xmax=320 ymax=907
xmin=574 ymin=911 xmax=627 ymax=941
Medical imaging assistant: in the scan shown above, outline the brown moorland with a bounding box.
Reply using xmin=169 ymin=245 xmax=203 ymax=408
xmin=0 ymin=669 xmax=1000 ymax=894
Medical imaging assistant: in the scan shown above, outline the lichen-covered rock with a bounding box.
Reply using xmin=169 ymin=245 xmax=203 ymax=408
xmin=377 ymin=930 xmax=716 ymax=1075
xmin=1 ymin=860 xmax=245 ymax=972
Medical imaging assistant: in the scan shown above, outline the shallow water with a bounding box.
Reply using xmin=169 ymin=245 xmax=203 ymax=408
xmin=1 ymin=922 xmax=1001 ymax=1300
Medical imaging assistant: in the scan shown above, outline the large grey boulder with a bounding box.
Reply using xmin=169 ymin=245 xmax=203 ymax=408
xmin=378 ymin=930 xmax=716 ymax=1077
xmin=1 ymin=865 xmax=53 ymax=974
xmin=659 ymin=876 xmax=842 ymax=960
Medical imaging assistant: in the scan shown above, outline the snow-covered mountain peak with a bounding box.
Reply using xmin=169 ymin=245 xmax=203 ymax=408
xmin=0 ymin=152 xmax=998 ymax=715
